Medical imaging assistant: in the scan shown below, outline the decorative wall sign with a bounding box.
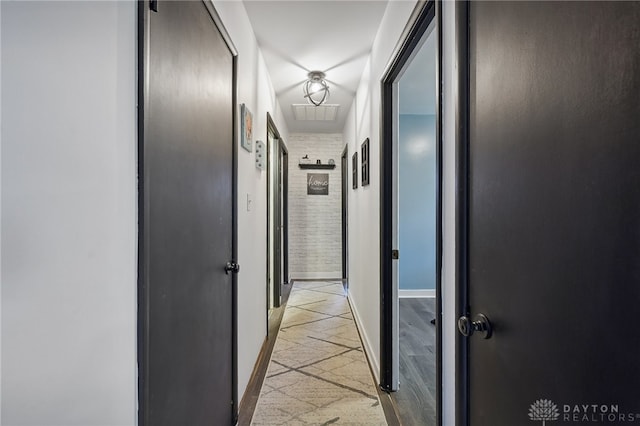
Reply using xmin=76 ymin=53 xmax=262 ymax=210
xmin=352 ymin=152 xmax=358 ymax=189
xmin=361 ymin=138 xmax=370 ymax=186
xmin=240 ymin=103 xmax=253 ymax=152
xmin=307 ymin=173 xmax=329 ymax=195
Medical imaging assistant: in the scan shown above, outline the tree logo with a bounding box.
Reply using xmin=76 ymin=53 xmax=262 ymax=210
xmin=529 ymin=399 xmax=560 ymax=425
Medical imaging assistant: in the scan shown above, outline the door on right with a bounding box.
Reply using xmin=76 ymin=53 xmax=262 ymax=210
xmin=460 ymin=2 xmax=640 ymax=424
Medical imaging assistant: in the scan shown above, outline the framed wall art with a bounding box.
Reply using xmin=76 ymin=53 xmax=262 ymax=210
xmin=240 ymin=103 xmax=253 ymax=152
xmin=352 ymin=152 xmax=358 ymax=189
xmin=361 ymin=138 xmax=370 ymax=186
xmin=307 ymin=173 xmax=329 ymax=195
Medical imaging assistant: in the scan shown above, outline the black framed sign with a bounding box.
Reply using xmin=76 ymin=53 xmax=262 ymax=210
xmin=307 ymin=173 xmax=329 ymax=195
xmin=361 ymin=138 xmax=370 ymax=186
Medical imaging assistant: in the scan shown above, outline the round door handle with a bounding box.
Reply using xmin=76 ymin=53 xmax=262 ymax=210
xmin=458 ymin=313 xmax=492 ymax=339
xmin=457 ymin=316 xmax=473 ymax=336
xmin=224 ymin=261 xmax=240 ymax=275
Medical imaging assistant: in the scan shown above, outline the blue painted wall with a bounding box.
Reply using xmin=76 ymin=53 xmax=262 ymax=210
xmin=399 ymin=114 xmax=436 ymax=290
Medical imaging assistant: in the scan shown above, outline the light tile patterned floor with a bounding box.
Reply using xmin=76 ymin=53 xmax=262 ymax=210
xmin=251 ymin=281 xmax=387 ymax=425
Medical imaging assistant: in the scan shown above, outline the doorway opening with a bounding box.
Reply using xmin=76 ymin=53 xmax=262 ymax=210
xmin=266 ymin=113 xmax=289 ymax=326
xmin=380 ymin=1 xmax=441 ymax=425
xmin=341 ymin=145 xmax=349 ymax=288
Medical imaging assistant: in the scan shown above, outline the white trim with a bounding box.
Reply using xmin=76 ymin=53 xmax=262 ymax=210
xmin=347 ymin=293 xmax=380 ymax=385
xmin=291 ymin=272 xmax=341 ymax=280
xmin=398 ymin=289 xmax=436 ymax=298
xmin=203 ymin=0 xmax=238 ymax=55
xmin=442 ymin=1 xmax=457 ymax=424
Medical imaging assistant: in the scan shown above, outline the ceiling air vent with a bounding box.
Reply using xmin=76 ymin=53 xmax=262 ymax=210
xmin=292 ymin=104 xmax=339 ymax=121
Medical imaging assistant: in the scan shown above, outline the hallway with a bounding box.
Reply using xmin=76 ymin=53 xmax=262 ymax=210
xmin=248 ymin=281 xmax=388 ymax=425
xmin=4 ymin=1 xmax=639 ymax=425
xmin=1 ymin=2 xmax=441 ymax=424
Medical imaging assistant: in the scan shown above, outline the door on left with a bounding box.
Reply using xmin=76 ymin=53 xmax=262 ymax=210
xmin=139 ymin=1 xmax=237 ymax=425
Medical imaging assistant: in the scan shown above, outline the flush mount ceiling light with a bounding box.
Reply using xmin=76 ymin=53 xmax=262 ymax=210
xmin=303 ymin=71 xmax=330 ymax=106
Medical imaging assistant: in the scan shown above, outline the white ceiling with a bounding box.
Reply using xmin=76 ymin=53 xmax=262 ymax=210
xmin=243 ymin=0 xmax=389 ymax=134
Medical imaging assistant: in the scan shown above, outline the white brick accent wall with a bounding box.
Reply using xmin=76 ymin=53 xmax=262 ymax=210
xmin=288 ymin=133 xmax=344 ymax=279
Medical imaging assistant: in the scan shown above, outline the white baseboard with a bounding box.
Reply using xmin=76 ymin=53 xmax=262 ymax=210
xmin=347 ymin=293 xmax=380 ymax=385
xmin=398 ymin=289 xmax=435 ymax=298
xmin=290 ymin=272 xmax=341 ymax=280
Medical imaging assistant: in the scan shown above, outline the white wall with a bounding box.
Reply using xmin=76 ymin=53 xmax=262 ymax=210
xmin=344 ymin=1 xmax=457 ymax=423
xmin=398 ymin=114 xmax=437 ymax=291
xmin=1 ymin=2 xmax=137 ymax=425
xmin=211 ymin=0 xmax=289 ymax=405
xmin=287 ymin=134 xmax=344 ymax=279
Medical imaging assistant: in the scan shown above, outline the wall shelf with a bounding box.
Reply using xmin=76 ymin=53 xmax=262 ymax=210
xmin=298 ymin=163 xmax=336 ymax=170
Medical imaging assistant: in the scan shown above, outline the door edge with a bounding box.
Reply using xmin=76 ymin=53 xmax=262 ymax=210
xmin=454 ymin=1 xmax=470 ymax=426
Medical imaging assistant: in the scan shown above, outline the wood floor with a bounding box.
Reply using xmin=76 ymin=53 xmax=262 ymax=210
xmin=391 ymin=297 xmax=436 ymax=426
xmin=237 ymin=282 xmax=293 ymax=425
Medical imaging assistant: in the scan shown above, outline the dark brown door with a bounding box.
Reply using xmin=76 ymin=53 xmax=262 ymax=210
xmin=139 ymin=1 xmax=236 ymax=424
xmin=282 ymin=146 xmax=289 ymax=286
xmin=461 ymin=2 xmax=640 ymax=424
xmin=341 ymin=146 xmax=348 ymax=281
xmin=274 ymin=143 xmax=289 ymax=299
xmin=268 ymin=115 xmax=287 ymax=309
xmin=274 ymin=141 xmax=282 ymax=306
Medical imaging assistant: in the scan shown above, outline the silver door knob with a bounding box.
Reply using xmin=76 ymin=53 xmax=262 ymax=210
xmin=458 ymin=313 xmax=492 ymax=339
xmin=224 ymin=261 xmax=240 ymax=275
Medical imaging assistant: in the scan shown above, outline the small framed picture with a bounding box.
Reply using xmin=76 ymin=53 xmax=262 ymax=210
xmin=240 ymin=103 xmax=253 ymax=152
xmin=361 ymin=138 xmax=370 ymax=186
xmin=352 ymin=152 xmax=358 ymax=189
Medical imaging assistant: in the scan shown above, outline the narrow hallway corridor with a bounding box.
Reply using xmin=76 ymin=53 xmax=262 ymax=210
xmin=249 ymin=281 xmax=387 ymax=425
